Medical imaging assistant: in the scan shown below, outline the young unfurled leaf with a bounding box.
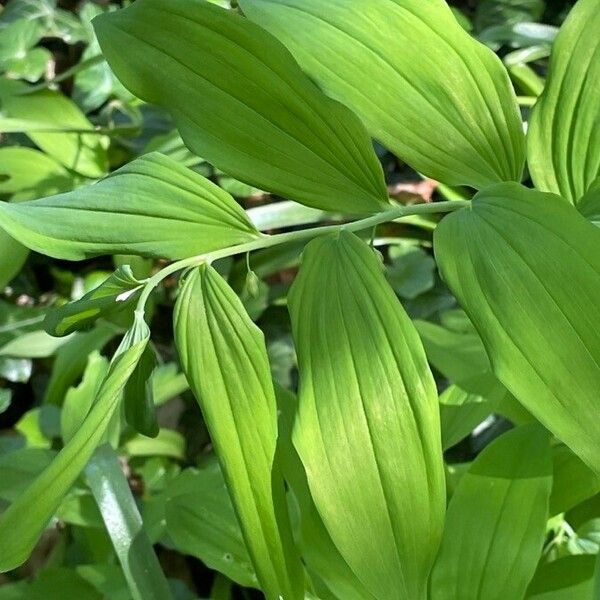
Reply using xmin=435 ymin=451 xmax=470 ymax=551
xmin=45 ymin=266 xmax=145 ymax=337
xmin=434 ymin=183 xmax=600 ymax=472
xmin=240 ymin=0 xmax=525 ymax=189
xmin=93 ymin=0 xmax=388 ymax=214
xmin=174 ymin=265 xmax=304 ymax=600
xmin=0 ymin=153 xmax=260 ymax=261
xmin=0 ymin=315 xmax=149 ymax=572
xmin=528 ymin=0 xmax=600 ymax=203
xmin=288 ymin=231 xmax=445 ymax=600
xmin=430 ymin=425 xmax=552 ymax=600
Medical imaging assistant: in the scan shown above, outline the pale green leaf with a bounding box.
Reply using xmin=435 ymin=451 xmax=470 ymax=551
xmin=0 ymin=316 xmax=149 ymax=572
xmin=0 ymin=85 xmax=108 ymax=178
xmin=435 ymin=182 xmax=600 ymax=472
xmin=288 ymin=231 xmax=445 ymax=600
xmin=528 ymin=0 xmax=600 ymax=203
xmin=0 ymin=152 xmax=260 ymax=261
xmin=174 ymin=265 xmax=304 ymax=599
xmin=240 ymin=0 xmax=525 ymax=189
xmin=93 ymin=0 xmax=388 ymax=214
xmin=430 ymin=425 xmax=552 ymax=600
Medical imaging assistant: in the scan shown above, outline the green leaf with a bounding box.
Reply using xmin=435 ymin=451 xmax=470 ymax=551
xmin=288 ymin=231 xmax=445 ymax=600
xmin=0 ymin=225 xmax=28 ymax=289
xmin=123 ymin=429 xmax=185 ymax=460
xmin=578 ymin=179 xmax=600 ymax=227
xmin=165 ymin=464 xmax=257 ymax=588
xmin=0 ymin=315 xmax=149 ymax=572
xmin=550 ymin=444 xmax=600 ymax=516
xmin=430 ymin=425 xmax=552 ymax=600
xmin=93 ymin=0 xmax=388 ymax=214
xmin=386 ymin=244 xmax=436 ymax=300
xmin=0 ymin=147 xmax=73 ymax=199
xmin=0 ymin=86 xmax=108 ymax=178
xmin=0 ymin=329 xmax=72 ymax=358
xmin=85 ymin=444 xmax=173 ymax=600
xmin=528 ymin=0 xmax=600 ymax=203
xmin=0 ymin=152 xmax=260 ymax=261
xmin=174 ymin=265 xmax=304 ymax=600
xmin=434 ymin=182 xmax=600 ymax=472
xmin=526 ymin=555 xmax=596 ymax=599
xmin=45 ymin=266 xmax=144 ymax=337
xmin=240 ymin=0 xmax=525 ymax=189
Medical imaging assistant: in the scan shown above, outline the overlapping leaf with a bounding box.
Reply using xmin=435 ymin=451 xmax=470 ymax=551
xmin=174 ymin=265 xmax=304 ymax=600
xmin=0 ymin=152 xmax=260 ymax=260
xmin=528 ymin=0 xmax=600 ymax=203
xmin=434 ymin=183 xmax=600 ymax=471
xmin=430 ymin=425 xmax=552 ymax=600
xmin=93 ymin=0 xmax=388 ymax=214
xmin=0 ymin=315 xmax=149 ymax=572
xmin=288 ymin=231 xmax=445 ymax=600
xmin=240 ymin=0 xmax=525 ymax=189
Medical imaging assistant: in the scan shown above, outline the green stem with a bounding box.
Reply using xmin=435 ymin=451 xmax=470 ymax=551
xmin=136 ymin=200 xmax=468 ymax=313
xmin=20 ymin=55 xmax=107 ymax=95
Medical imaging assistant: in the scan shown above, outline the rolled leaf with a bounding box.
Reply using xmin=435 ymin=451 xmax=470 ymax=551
xmin=0 ymin=315 xmax=149 ymax=572
xmin=528 ymin=0 xmax=600 ymax=203
xmin=288 ymin=231 xmax=445 ymax=600
xmin=0 ymin=152 xmax=260 ymax=260
xmin=45 ymin=266 xmax=145 ymax=337
xmin=93 ymin=0 xmax=388 ymax=214
xmin=434 ymin=182 xmax=600 ymax=471
xmin=174 ymin=265 xmax=304 ymax=600
xmin=430 ymin=425 xmax=552 ymax=600
xmin=240 ymin=0 xmax=525 ymax=189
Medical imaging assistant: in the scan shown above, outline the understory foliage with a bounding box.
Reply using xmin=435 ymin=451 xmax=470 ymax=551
xmin=0 ymin=0 xmax=599 ymax=598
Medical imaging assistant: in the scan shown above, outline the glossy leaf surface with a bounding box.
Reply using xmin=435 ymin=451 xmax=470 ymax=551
xmin=174 ymin=265 xmax=303 ymax=600
xmin=435 ymin=183 xmax=600 ymax=472
xmin=0 ymin=153 xmax=259 ymax=260
xmin=94 ymin=0 xmax=388 ymax=214
xmin=528 ymin=0 xmax=600 ymax=203
xmin=288 ymin=231 xmax=445 ymax=600
xmin=240 ymin=0 xmax=525 ymax=189
xmin=431 ymin=425 xmax=552 ymax=600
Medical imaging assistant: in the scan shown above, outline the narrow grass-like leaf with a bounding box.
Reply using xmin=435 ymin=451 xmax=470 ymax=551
xmin=240 ymin=0 xmax=525 ymax=189
xmin=528 ymin=0 xmax=600 ymax=203
xmin=174 ymin=266 xmax=304 ymax=600
xmin=430 ymin=425 xmax=552 ymax=600
xmin=85 ymin=444 xmax=173 ymax=600
xmin=434 ymin=182 xmax=600 ymax=471
xmin=0 ymin=152 xmax=260 ymax=261
xmin=93 ymin=0 xmax=388 ymax=214
xmin=288 ymin=231 xmax=445 ymax=600
xmin=0 ymin=316 xmax=149 ymax=572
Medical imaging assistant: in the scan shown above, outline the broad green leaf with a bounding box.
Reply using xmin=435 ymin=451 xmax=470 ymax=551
xmin=0 ymin=86 xmax=108 ymax=178
xmin=174 ymin=265 xmax=304 ymax=600
xmin=288 ymin=231 xmax=445 ymax=600
xmin=275 ymin=385 xmax=375 ymax=600
xmin=528 ymin=0 xmax=600 ymax=203
xmin=434 ymin=183 xmax=600 ymax=472
xmin=93 ymin=0 xmax=388 ymax=214
xmin=0 ymin=315 xmax=149 ymax=572
xmin=240 ymin=0 xmax=525 ymax=189
xmin=0 ymin=147 xmax=73 ymax=199
xmin=165 ymin=464 xmax=257 ymax=588
xmin=526 ymin=555 xmax=596 ymax=599
xmin=0 ymin=329 xmax=72 ymax=358
xmin=0 ymin=152 xmax=260 ymax=261
xmin=45 ymin=266 xmax=145 ymax=336
xmin=430 ymin=425 xmax=552 ymax=600
xmin=85 ymin=444 xmax=173 ymax=600
xmin=386 ymin=244 xmax=436 ymax=300
xmin=550 ymin=444 xmax=600 ymax=516
xmin=579 ymin=180 xmax=600 ymax=227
